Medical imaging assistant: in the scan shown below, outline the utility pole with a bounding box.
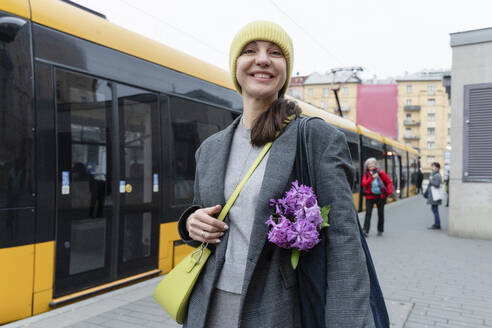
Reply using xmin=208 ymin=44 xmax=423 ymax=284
xmin=330 ymin=66 xmax=363 ymax=118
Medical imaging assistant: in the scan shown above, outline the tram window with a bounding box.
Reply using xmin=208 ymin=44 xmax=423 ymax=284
xmin=169 ymin=97 xmax=235 ymax=205
xmin=0 ymin=14 xmax=33 ymax=209
xmin=410 ymin=155 xmax=419 ymax=185
xmin=362 ymin=146 xmax=385 ymax=174
xmin=117 ymin=84 xmax=157 ymax=206
xmin=57 ymin=70 xmax=111 ymax=210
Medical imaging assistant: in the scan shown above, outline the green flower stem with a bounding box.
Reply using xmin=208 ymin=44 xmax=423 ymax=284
xmin=291 ymin=248 xmax=300 ymax=269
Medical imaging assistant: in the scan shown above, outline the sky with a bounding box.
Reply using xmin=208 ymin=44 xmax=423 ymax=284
xmin=74 ymin=0 xmax=492 ymax=80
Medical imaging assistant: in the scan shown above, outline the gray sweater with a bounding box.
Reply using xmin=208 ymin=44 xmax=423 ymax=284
xmin=215 ymin=121 xmax=269 ymax=293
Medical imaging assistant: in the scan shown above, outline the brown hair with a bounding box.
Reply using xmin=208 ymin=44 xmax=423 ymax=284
xmin=250 ymin=98 xmax=302 ymax=147
xmin=431 ymin=162 xmax=441 ymax=170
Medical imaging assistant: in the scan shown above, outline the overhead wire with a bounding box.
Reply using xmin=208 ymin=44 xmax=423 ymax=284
xmin=113 ymin=0 xmax=227 ymax=57
xmin=268 ymin=1 xmax=387 ymax=80
xmin=269 ymin=0 xmax=345 ymax=68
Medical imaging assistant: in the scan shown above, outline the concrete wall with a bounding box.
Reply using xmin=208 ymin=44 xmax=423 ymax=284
xmin=449 ymin=41 xmax=492 ymax=239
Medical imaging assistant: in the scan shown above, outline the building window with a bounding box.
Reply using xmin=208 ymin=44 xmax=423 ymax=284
xmin=308 ymin=88 xmax=313 ymax=96
xmin=428 ymin=84 xmax=435 ymax=93
xmin=341 ymin=102 xmax=350 ymax=111
xmin=406 ymin=127 xmax=411 ymax=132
xmin=406 ymin=113 xmax=411 ymax=119
xmin=448 ymin=113 xmax=451 ymax=120
xmin=427 ymin=127 xmax=435 ymax=136
xmin=406 ymin=99 xmax=412 ymax=105
xmin=342 ymin=87 xmax=349 ymax=95
xmin=427 ymin=113 xmax=435 ymax=121
xmin=407 ymin=85 xmax=412 ymax=93
xmin=427 ymin=98 xmax=436 ymax=106
xmin=427 ymin=156 xmax=435 ymax=164
xmin=323 ymin=88 xmax=329 ymax=97
xmin=448 ymin=127 xmax=451 ymax=135
xmin=427 ymin=142 xmax=435 ymax=149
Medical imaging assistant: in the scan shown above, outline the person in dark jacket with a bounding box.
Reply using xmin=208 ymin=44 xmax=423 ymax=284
xmin=444 ymin=174 xmax=449 ymax=207
xmin=361 ymin=158 xmax=393 ymax=237
xmin=416 ymin=169 xmax=424 ymax=194
xmin=425 ymin=162 xmax=443 ymax=229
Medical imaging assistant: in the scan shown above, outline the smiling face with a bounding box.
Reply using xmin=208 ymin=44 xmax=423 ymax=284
xmin=236 ymin=40 xmax=287 ymax=102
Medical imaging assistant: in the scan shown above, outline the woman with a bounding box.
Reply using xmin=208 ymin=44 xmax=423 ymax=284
xmin=177 ymin=21 xmax=374 ymax=327
xmin=361 ymin=158 xmax=393 ymax=237
xmin=426 ymin=162 xmax=442 ymax=229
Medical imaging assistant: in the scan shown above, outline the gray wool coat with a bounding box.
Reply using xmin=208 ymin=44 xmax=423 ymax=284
xmin=426 ymin=171 xmax=443 ymax=205
xmin=178 ymin=116 xmax=375 ymax=328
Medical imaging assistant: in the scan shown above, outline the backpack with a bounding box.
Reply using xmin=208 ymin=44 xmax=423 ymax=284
xmin=369 ymin=171 xmax=386 ymax=196
xmin=371 ymin=178 xmax=382 ymax=195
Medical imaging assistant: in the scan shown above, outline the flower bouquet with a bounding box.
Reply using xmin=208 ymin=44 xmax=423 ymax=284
xmin=265 ymin=180 xmax=330 ymax=269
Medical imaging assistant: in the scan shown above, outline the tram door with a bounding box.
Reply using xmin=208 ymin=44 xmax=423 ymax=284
xmin=54 ymin=69 xmax=160 ymax=296
xmin=392 ymin=155 xmax=402 ymax=200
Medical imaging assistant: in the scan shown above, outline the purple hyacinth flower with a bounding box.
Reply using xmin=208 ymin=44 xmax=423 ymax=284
xmin=289 ymin=219 xmax=320 ymax=251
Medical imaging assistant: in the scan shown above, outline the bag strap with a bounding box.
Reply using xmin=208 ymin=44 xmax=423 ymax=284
xmin=295 ymin=117 xmax=321 ymax=189
xmin=296 ymin=116 xmax=390 ymax=327
xmin=216 ymin=115 xmax=295 ymax=222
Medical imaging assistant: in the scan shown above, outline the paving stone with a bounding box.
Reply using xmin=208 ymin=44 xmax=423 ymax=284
xmin=406 ymin=318 xmax=437 ymax=327
xmin=66 ymin=323 xmax=105 ymax=328
xmin=100 ymin=319 xmax=149 ymax=328
xmin=122 ymin=311 xmax=165 ymax=323
xmin=84 ymin=315 xmax=111 ymax=325
xmin=101 ymin=312 xmax=148 ymax=325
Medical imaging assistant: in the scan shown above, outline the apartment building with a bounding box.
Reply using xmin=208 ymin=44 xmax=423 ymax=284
xmin=396 ymin=71 xmax=451 ymax=175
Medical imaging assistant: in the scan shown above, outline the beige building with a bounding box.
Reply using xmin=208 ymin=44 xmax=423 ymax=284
xmin=396 ymin=71 xmax=451 ymax=175
xmin=302 ymin=72 xmax=361 ymax=122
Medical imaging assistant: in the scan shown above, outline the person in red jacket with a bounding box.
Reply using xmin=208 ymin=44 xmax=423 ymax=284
xmin=361 ymin=157 xmax=393 ymax=237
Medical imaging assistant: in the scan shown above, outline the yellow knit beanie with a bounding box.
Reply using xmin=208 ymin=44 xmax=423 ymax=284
xmin=229 ymin=20 xmax=293 ymax=98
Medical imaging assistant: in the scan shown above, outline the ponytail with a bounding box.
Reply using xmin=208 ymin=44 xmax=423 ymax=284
xmin=250 ymin=98 xmax=302 ymax=146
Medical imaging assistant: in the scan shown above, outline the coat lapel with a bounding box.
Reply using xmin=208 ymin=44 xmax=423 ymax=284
xmin=241 ymin=119 xmax=299 ymax=294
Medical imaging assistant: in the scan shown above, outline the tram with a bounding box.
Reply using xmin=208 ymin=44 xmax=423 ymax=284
xmin=0 ymin=0 xmax=419 ymax=323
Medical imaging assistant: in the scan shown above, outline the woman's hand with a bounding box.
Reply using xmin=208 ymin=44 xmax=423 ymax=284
xmin=186 ymin=205 xmax=228 ymax=244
